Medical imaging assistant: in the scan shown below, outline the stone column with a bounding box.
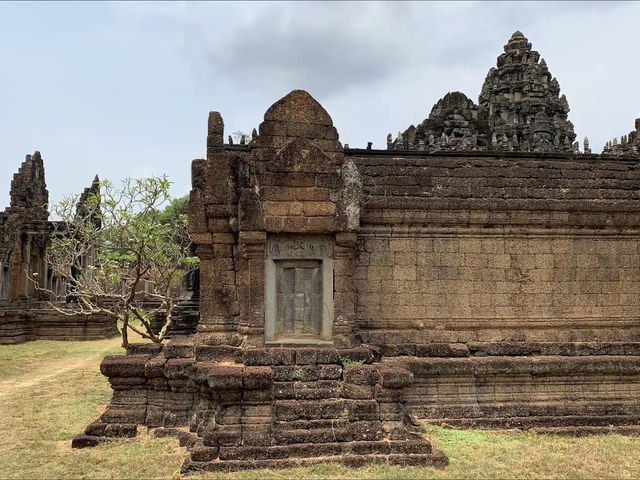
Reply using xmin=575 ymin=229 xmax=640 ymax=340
xmin=191 ymin=110 xmax=240 ymax=343
xmin=237 ymin=231 xmax=266 ymax=347
xmin=19 ymin=233 xmax=31 ymax=298
xmin=196 ymin=235 xmax=238 ymax=338
xmin=0 ymin=261 xmax=5 ymax=299
xmin=333 ymin=232 xmax=358 ymax=348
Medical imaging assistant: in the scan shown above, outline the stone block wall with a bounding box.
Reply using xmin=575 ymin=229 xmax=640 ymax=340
xmin=357 ymin=234 xmax=640 ymax=347
xmin=351 ymin=152 xmax=640 ymax=352
xmin=346 ymin=150 xmax=640 ymax=430
xmin=0 ymin=302 xmax=119 ymax=344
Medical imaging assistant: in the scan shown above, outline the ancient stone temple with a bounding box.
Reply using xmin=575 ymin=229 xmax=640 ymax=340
xmin=75 ymin=32 xmax=640 ymax=472
xmin=394 ymin=31 xmax=577 ymax=153
xmin=0 ymin=153 xmax=118 ymax=344
xmin=74 ymin=90 xmax=447 ymax=471
xmin=1 ymin=152 xmax=49 ymax=304
xmin=479 ymin=30 xmax=576 ymax=152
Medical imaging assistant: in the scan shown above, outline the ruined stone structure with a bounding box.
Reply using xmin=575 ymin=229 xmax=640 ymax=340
xmin=395 ymin=31 xmax=578 ymax=153
xmin=396 ymin=92 xmax=486 ymax=152
xmin=604 ymin=118 xmax=640 ymax=157
xmin=74 ymin=91 xmax=447 ymax=471
xmin=0 ymin=154 xmax=118 ymax=344
xmin=74 ymin=32 xmax=640 ymax=472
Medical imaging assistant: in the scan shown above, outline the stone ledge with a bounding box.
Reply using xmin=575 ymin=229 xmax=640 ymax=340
xmin=427 ymin=415 xmax=640 ymax=431
xmin=379 ymin=342 xmax=640 ymax=358
xmin=392 ymin=355 xmax=640 ymax=376
xmin=182 ymin=450 xmax=448 ymax=473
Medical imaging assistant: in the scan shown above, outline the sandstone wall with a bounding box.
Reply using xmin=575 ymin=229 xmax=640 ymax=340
xmin=347 ymin=150 xmax=640 ymax=429
xmin=351 ymin=151 xmax=640 ymax=352
xmin=357 ymin=234 xmax=640 ymax=347
xmin=0 ymin=303 xmax=119 ymax=344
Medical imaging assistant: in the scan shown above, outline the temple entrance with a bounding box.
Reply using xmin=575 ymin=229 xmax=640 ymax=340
xmin=265 ymin=234 xmax=334 ymax=344
xmin=275 ymin=260 xmax=322 ymax=339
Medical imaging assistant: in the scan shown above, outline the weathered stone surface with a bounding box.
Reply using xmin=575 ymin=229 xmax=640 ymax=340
xmin=396 ymin=92 xmax=485 ymax=152
xmin=479 ymin=31 xmax=576 ymax=152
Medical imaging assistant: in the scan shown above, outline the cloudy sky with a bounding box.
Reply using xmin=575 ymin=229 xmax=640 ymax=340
xmin=1 ymin=1 xmax=639 ymax=210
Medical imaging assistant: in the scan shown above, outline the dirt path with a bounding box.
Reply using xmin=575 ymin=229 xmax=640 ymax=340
xmin=0 ymin=343 xmax=117 ymax=398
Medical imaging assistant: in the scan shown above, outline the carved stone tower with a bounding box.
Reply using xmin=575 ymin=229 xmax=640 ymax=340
xmin=479 ymin=31 xmax=576 ymax=152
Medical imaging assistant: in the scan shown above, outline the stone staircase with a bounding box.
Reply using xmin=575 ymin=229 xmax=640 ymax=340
xmin=179 ymin=347 xmax=447 ymax=473
xmin=73 ymin=338 xmax=448 ymax=471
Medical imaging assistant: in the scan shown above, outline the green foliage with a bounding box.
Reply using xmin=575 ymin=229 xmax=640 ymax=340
xmin=341 ymin=358 xmax=365 ymax=366
xmin=43 ymin=176 xmax=197 ymax=346
xmin=156 ymin=195 xmax=189 ymax=224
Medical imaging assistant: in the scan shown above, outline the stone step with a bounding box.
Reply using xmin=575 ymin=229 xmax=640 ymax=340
xmin=272 ymin=420 xmax=383 ymax=444
xmin=379 ymin=342 xmax=640 ymax=358
xmin=271 ymin=364 xmax=343 ymax=382
xmin=273 ymin=380 xmax=342 ymax=400
xmin=412 ymin=400 xmax=640 ymax=421
xmin=209 ymin=439 xmax=434 ymax=460
xmin=272 ymin=418 xmax=350 ymax=430
xmin=182 ymin=450 xmax=447 ymax=473
xmin=530 ymin=425 xmax=640 ymax=436
xmin=389 ymin=355 xmax=640 ymax=376
xmin=274 ymin=399 xmax=346 ymax=421
xmin=426 ymin=414 xmax=640 ymax=430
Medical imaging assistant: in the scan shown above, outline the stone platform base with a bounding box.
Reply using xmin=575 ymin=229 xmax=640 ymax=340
xmin=75 ymin=335 xmax=640 ymax=471
xmin=73 ymin=336 xmax=447 ymax=472
xmin=182 ymin=441 xmax=448 ymax=472
xmin=146 ymin=428 xmax=446 ymax=473
xmin=385 ymin=351 xmax=640 ymax=431
xmin=0 ymin=303 xmax=119 ymax=344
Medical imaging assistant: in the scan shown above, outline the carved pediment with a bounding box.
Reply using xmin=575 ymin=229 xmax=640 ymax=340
xmin=270 ymin=137 xmax=341 ymax=174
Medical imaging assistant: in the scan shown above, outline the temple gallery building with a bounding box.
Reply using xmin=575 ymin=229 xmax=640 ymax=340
xmin=72 ymin=32 xmax=640 ymax=471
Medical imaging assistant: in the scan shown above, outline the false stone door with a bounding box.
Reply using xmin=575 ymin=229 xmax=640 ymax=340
xmin=275 ymin=260 xmax=322 ymax=340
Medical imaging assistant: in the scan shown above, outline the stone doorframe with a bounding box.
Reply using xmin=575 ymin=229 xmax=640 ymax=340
xmin=264 ymin=234 xmax=334 ymax=344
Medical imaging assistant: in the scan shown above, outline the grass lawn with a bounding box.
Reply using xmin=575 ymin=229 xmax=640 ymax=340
xmin=1 ymin=337 xmax=639 ymax=479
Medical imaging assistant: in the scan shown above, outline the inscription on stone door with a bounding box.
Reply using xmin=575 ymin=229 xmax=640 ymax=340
xmin=265 ymin=235 xmax=334 ymax=344
xmin=276 ymin=260 xmax=322 ymax=338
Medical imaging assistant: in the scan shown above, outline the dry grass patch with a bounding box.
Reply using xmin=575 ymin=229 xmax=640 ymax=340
xmin=1 ymin=337 xmax=640 ymax=479
xmin=0 ymin=336 xmax=184 ymax=479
